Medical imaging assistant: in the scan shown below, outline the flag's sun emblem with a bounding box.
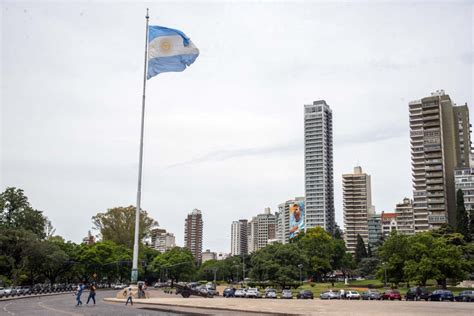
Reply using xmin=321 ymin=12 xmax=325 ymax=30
xmin=160 ymin=41 xmax=171 ymax=52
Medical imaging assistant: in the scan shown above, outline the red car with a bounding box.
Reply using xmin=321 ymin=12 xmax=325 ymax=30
xmin=382 ymin=290 xmax=402 ymax=301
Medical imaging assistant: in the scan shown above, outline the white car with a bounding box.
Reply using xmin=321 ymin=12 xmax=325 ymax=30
xmin=113 ymin=283 xmax=126 ymax=289
xmin=0 ymin=287 xmax=5 ymax=298
xmin=246 ymin=288 xmax=261 ymax=298
xmin=265 ymin=289 xmax=277 ymax=298
xmin=346 ymin=290 xmax=361 ymax=300
xmin=234 ymin=288 xmax=247 ymax=297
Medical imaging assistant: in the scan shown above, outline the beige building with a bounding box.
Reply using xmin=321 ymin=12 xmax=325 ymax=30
xmin=409 ymin=90 xmax=471 ymax=231
xmin=395 ymin=198 xmax=415 ymax=235
xmin=343 ymin=166 xmax=374 ymax=253
xmin=150 ymin=228 xmax=176 ymax=253
xmin=201 ymin=249 xmax=217 ymax=263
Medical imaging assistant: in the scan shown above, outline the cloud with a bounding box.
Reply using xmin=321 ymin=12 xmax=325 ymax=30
xmin=164 ymin=141 xmax=302 ymax=169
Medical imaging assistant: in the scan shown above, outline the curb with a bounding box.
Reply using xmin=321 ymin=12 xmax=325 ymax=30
xmin=0 ymin=292 xmax=74 ymax=302
xmin=103 ymin=298 xmax=299 ymax=315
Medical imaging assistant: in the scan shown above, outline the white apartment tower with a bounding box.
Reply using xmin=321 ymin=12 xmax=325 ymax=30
xmin=342 ymin=166 xmax=374 ymax=253
xmin=231 ymin=219 xmax=248 ymax=256
xmin=247 ymin=208 xmax=276 ymax=253
xmin=304 ymin=100 xmax=335 ymax=234
xmin=395 ymin=198 xmax=415 ymax=235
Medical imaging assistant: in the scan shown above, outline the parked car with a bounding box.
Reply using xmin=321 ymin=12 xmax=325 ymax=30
xmin=428 ymin=290 xmax=454 ymax=302
xmin=405 ymin=287 xmax=431 ymax=301
xmin=265 ymin=289 xmax=277 ymax=299
xmin=281 ymin=289 xmax=293 ymax=299
xmin=246 ymin=288 xmax=261 ymax=298
xmin=234 ymin=288 xmax=247 ymax=298
xmin=454 ymin=290 xmax=474 ymax=302
xmin=4 ymin=287 xmax=16 ymax=297
xmin=297 ymin=290 xmax=314 ymax=299
xmin=362 ymin=289 xmax=382 ymax=300
xmin=346 ymin=290 xmax=361 ymax=300
xmin=113 ymin=283 xmax=127 ymax=290
xmin=205 ymin=285 xmax=219 ymax=297
xmin=382 ymin=290 xmax=402 ymax=301
xmin=0 ymin=287 xmax=5 ymax=298
xmin=320 ymin=290 xmax=340 ymax=300
xmin=223 ymin=287 xmax=236 ymax=298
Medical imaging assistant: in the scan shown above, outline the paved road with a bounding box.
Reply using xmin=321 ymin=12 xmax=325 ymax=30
xmin=0 ymin=290 xmax=269 ymax=316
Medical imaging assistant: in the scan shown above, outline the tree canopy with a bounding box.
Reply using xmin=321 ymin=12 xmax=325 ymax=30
xmin=92 ymin=206 xmax=158 ymax=249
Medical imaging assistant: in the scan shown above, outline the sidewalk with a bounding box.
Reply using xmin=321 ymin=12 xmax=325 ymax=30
xmin=103 ymin=296 xmax=474 ymax=316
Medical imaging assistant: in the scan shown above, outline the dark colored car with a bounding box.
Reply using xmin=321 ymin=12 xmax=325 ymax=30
xmin=428 ymin=290 xmax=454 ymax=302
xmin=223 ymin=287 xmax=236 ymax=298
xmin=454 ymin=290 xmax=474 ymax=302
xmin=296 ymin=290 xmax=314 ymax=299
xmin=382 ymin=290 xmax=402 ymax=301
xmin=361 ymin=289 xmax=382 ymax=300
xmin=405 ymin=287 xmax=431 ymax=301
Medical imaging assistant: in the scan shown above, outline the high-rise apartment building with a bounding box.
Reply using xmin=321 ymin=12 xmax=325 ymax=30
xmin=231 ymin=219 xmax=248 ymax=256
xmin=343 ymin=166 xmax=374 ymax=253
xmin=247 ymin=208 xmax=276 ymax=253
xmin=184 ymin=209 xmax=203 ymax=262
xmin=277 ymin=197 xmax=305 ymax=244
xmin=409 ymin=90 xmax=471 ymax=231
xmin=150 ymin=228 xmax=176 ymax=253
xmin=395 ymin=198 xmax=415 ymax=235
xmin=304 ymin=100 xmax=335 ymax=234
xmin=455 ymin=167 xmax=474 ymax=212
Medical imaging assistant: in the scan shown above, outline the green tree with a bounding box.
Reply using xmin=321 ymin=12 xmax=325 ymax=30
xmin=377 ymin=232 xmax=409 ymax=286
xmin=0 ymin=187 xmax=48 ymax=239
xmin=456 ymin=189 xmax=471 ymax=242
xmin=357 ymin=257 xmax=380 ymax=278
xmin=250 ymin=243 xmax=307 ymax=287
xmin=367 ymin=244 xmax=372 ymax=258
xmin=296 ymin=227 xmax=333 ymax=281
xmin=92 ymin=206 xmax=158 ymax=249
xmin=151 ymin=247 xmax=195 ymax=285
xmin=403 ymin=233 xmax=440 ymax=286
xmin=355 ymin=234 xmax=367 ymax=263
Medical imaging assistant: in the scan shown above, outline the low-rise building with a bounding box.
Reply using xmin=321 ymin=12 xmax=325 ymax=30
xmin=150 ymin=228 xmax=176 ymax=253
xmin=201 ymin=249 xmax=217 ymax=263
xmin=381 ymin=212 xmax=397 ymax=237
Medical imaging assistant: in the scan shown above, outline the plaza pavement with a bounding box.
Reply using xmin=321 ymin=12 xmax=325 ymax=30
xmin=104 ymin=295 xmax=474 ymax=316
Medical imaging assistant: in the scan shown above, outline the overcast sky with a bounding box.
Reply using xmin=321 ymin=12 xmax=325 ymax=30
xmin=1 ymin=0 xmax=473 ymax=253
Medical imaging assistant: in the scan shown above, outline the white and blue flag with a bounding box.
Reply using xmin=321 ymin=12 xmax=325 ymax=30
xmin=147 ymin=26 xmax=199 ymax=79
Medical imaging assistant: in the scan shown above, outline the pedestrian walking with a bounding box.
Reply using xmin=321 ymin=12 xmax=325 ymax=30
xmin=86 ymin=283 xmax=96 ymax=305
xmin=75 ymin=283 xmax=84 ymax=306
xmin=125 ymin=287 xmax=133 ymax=306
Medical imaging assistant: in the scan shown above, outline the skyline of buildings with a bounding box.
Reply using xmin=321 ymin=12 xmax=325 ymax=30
xmin=146 ymin=91 xmax=472 ymax=256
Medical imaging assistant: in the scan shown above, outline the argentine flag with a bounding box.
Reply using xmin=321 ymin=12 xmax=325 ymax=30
xmin=147 ymin=26 xmax=199 ymax=79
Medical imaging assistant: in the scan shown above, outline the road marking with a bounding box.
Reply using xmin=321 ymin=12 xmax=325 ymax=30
xmin=37 ymin=300 xmax=83 ymax=316
xmin=3 ymin=302 xmax=15 ymax=315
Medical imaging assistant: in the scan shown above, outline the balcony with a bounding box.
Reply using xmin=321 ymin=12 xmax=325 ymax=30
xmin=427 ymin=198 xmax=445 ymax=204
xmin=425 ymin=159 xmax=442 ymax=165
xmin=427 ymin=185 xmax=444 ymax=191
xmin=426 ymin=172 xmax=443 ymax=178
xmin=427 ymin=205 xmax=445 ymax=211
xmin=423 ymin=115 xmax=440 ymax=122
xmin=423 ymin=109 xmax=439 ymax=115
xmin=428 ymin=214 xmax=447 ymax=224
xmin=426 ymin=165 xmax=442 ymax=171
xmin=426 ymin=179 xmax=443 ymax=185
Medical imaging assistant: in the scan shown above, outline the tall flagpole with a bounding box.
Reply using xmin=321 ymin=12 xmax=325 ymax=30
xmin=131 ymin=8 xmax=149 ymax=284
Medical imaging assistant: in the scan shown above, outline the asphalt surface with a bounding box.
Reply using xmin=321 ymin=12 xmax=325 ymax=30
xmin=0 ymin=290 xmax=273 ymax=316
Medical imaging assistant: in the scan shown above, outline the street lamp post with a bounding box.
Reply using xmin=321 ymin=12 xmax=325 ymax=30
xmin=298 ymin=264 xmax=304 ymax=284
xmin=383 ymin=262 xmax=387 ymax=288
